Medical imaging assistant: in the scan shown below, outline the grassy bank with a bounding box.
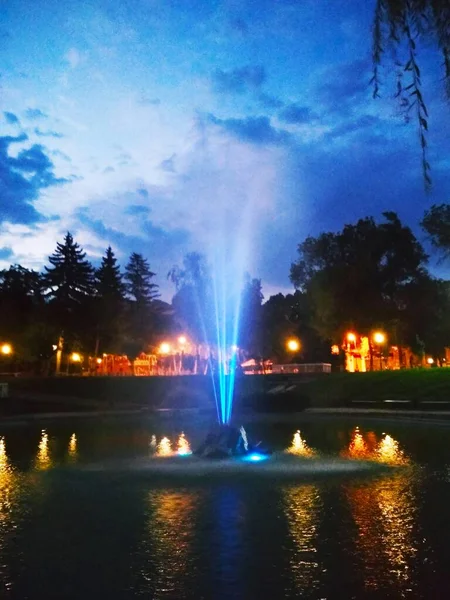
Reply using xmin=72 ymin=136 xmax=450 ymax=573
xmin=302 ymin=369 xmax=450 ymax=408
xmin=2 ymin=369 xmax=450 ymax=415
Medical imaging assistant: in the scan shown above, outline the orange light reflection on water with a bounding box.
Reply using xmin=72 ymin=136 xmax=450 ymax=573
xmin=35 ymin=430 xmax=52 ymax=470
xmin=343 ymin=428 xmax=408 ymax=466
xmin=346 ymin=469 xmax=418 ymax=593
xmin=135 ymin=490 xmax=199 ymax=596
xmin=283 ymin=484 xmax=322 ymax=595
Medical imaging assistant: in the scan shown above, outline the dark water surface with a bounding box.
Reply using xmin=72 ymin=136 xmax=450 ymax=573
xmin=1 ymin=415 xmax=450 ymax=599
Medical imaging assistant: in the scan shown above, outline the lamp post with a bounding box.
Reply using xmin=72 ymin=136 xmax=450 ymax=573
xmin=373 ymin=331 xmax=386 ymax=370
xmin=1 ymin=343 xmax=12 ymax=356
xmin=286 ymin=338 xmax=300 ymax=364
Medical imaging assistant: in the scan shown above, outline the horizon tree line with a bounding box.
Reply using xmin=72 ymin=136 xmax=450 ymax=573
xmin=0 ymin=203 xmax=450 ymax=372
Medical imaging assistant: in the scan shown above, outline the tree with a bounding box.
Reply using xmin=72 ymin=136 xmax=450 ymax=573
xmin=169 ymin=252 xmax=214 ymax=344
xmin=45 ymin=232 xmax=94 ymax=308
xmin=290 ymin=212 xmax=428 ymax=344
xmin=422 ymin=203 xmax=450 ymax=259
xmin=124 ymin=253 xmax=159 ymax=304
xmin=239 ymin=276 xmax=264 ymax=356
xmin=93 ymin=246 xmax=126 ymax=354
xmin=372 ymin=1 xmax=450 ymax=187
xmin=0 ymin=265 xmax=52 ymax=370
xmin=124 ymin=253 xmax=160 ymax=352
xmin=44 ymin=232 xmax=94 ymax=354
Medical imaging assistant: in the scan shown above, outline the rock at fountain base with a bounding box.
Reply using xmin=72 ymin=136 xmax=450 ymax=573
xmin=194 ymin=424 xmax=272 ymax=459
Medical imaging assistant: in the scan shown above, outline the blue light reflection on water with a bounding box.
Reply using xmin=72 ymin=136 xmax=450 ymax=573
xmin=242 ymin=453 xmax=270 ymax=463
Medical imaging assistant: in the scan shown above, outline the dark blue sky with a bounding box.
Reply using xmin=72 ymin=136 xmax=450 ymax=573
xmin=1 ymin=0 xmax=449 ymax=298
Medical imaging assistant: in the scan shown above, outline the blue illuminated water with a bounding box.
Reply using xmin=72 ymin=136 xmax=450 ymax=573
xmin=210 ymin=245 xmax=246 ymax=424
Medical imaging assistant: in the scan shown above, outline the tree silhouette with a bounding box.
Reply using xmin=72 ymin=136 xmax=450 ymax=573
xmin=44 ymin=232 xmax=94 ymax=355
xmin=94 ymin=246 xmax=126 ymax=354
xmin=372 ymin=1 xmax=450 ymax=187
xmin=422 ymin=203 xmax=450 ymax=259
xmin=45 ymin=232 xmax=94 ymax=307
xmin=124 ymin=252 xmax=160 ymax=353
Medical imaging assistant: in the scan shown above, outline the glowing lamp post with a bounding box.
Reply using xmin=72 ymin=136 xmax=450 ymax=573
xmin=427 ymin=357 xmax=434 ymax=366
xmin=286 ymin=338 xmax=300 ymax=356
xmin=1 ymin=344 xmax=12 ymax=356
xmin=373 ymin=331 xmax=386 ymax=370
xmin=159 ymin=342 xmax=171 ymax=355
xmin=178 ymin=336 xmax=187 ymax=345
xmin=346 ymin=332 xmax=356 ymax=344
xmin=70 ymin=352 xmax=81 ymax=363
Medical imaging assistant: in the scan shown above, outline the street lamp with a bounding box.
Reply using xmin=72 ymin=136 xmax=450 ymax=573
xmin=1 ymin=343 xmax=12 ymax=355
xmin=160 ymin=342 xmax=171 ymax=354
xmin=427 ymin=357 xmax=434 ymax=365
xmin=347 ymin=332 xmax=356 ymax=343
xmin=373 ymin=331 xmax=386 ymax=370
xmin=178 ymin=336 xmax=187 ymax=345
xmin=70 ymin=352 xmax=81 ymax=362
xmin=286 ymin=338 xmax=300 ymax=353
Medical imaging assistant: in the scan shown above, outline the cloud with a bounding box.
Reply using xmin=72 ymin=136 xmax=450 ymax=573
xmin=211 ymin=65 xmax=266 ymax=94
xmin=103 ymin=166 xmax=115 ymax=174
xmin=317 ymin=58 xmax=371 ymax=116
xmin=125 ymin=205 xmax=150 ymax=216
xmin=138 ymin=95 xmax=161 ymax=106
xmin=160 ymin=154 xmax=176 ymax=172
xmin=258 ymin=93 xmax=284 ymax=109
xmin=75 ymin=206 xmax=190 ymax=265
xmin=207 ymin=114 xmax=290 ymax=145
xmin=25 ymin=108 xmax=48 ymax=120
xmin=51 ymin=149 xmax=71 ymax=162
xmin=0 ymin=135 xmax=68 ymax=225
xmin=34 ymin=127 xmax=64 ymax=138
xmin=279 ymin=103 xmax=317 ymax=124
xmin=65 ymin=48 xmax=81 ymax=68
xmin=4 ymin=112 xmax=20 ymax=125
xmin=324 ymin=114 xmax=381 ymax=141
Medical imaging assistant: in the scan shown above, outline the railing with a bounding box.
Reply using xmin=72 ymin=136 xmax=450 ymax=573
xmin=271 ymin=363 xmax=332 ymax=374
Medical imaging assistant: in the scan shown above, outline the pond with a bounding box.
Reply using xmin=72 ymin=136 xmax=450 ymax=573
xmin=0 ymin=414 xmax=450 ymax=599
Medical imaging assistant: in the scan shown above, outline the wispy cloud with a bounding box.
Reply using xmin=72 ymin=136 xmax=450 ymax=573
xmin=211 ymin=65 xmax=266 ymax=94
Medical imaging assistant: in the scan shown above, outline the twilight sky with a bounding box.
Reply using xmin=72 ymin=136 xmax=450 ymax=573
xmin=1 ymin=0 xmax=449 ymax=300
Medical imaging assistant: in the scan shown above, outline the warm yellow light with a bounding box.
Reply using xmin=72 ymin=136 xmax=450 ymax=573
xmin=347 ymin=332 xmax=356 ymax=343
xmin=287 ymin=338 xmax=300 ymax=352
xmin=177 ymin=432 xmax=192 ymax=455
xmin=156 ymin=436 xmax=172 ymax=456
xmin=331 ymin=344 xmax=340 ymax=355
xmin=160 ymin=342 xmax=171 ymax=354
xmin=70 ymin=352 xmax=81 ymax=362
xmin=96 ymin=358 xmax=102 ymax=364
xmin=287 ymin=430 xmax=314 ymax=457
xmin=427 ymin=357 xmax=434 ymax=365
xmin=373 ymin=331 xmax=385 ymax=345
xmin=1 ymin=344 xmax=12 ymax=355
xmin=178 ymin=336 xmax=187 ymax=345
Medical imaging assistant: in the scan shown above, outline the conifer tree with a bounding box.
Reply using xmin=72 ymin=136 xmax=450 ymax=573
xmin=45 ymin=232 xmax=94 ymax=306
xmin=94 ymin=246 xmax=126 ymax=354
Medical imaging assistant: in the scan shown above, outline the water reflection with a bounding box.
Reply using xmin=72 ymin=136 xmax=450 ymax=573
xmin=156 ymin=436 xmax=172 ymax=457
xmin=346 ymin=470 xmax=418 ymax=593
xmin=35 ymin=430 xmax=52 ymax=470
xmin=68 ymin=433 xmax=77 ymax=461
xmin=287 ymin=430 xmax=315 ymax=457
xmin=0 ymin=437 xmax=15 ymax=513
xmin=177 ymin=433 xmax=192 ymax=456
xmin=283 ymin=484 xmax=322 ymax=595
xmin=136 ymin=490 xmax=198 ymax=598
xmin=343 ymin=427 xmax=408 ymax=465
